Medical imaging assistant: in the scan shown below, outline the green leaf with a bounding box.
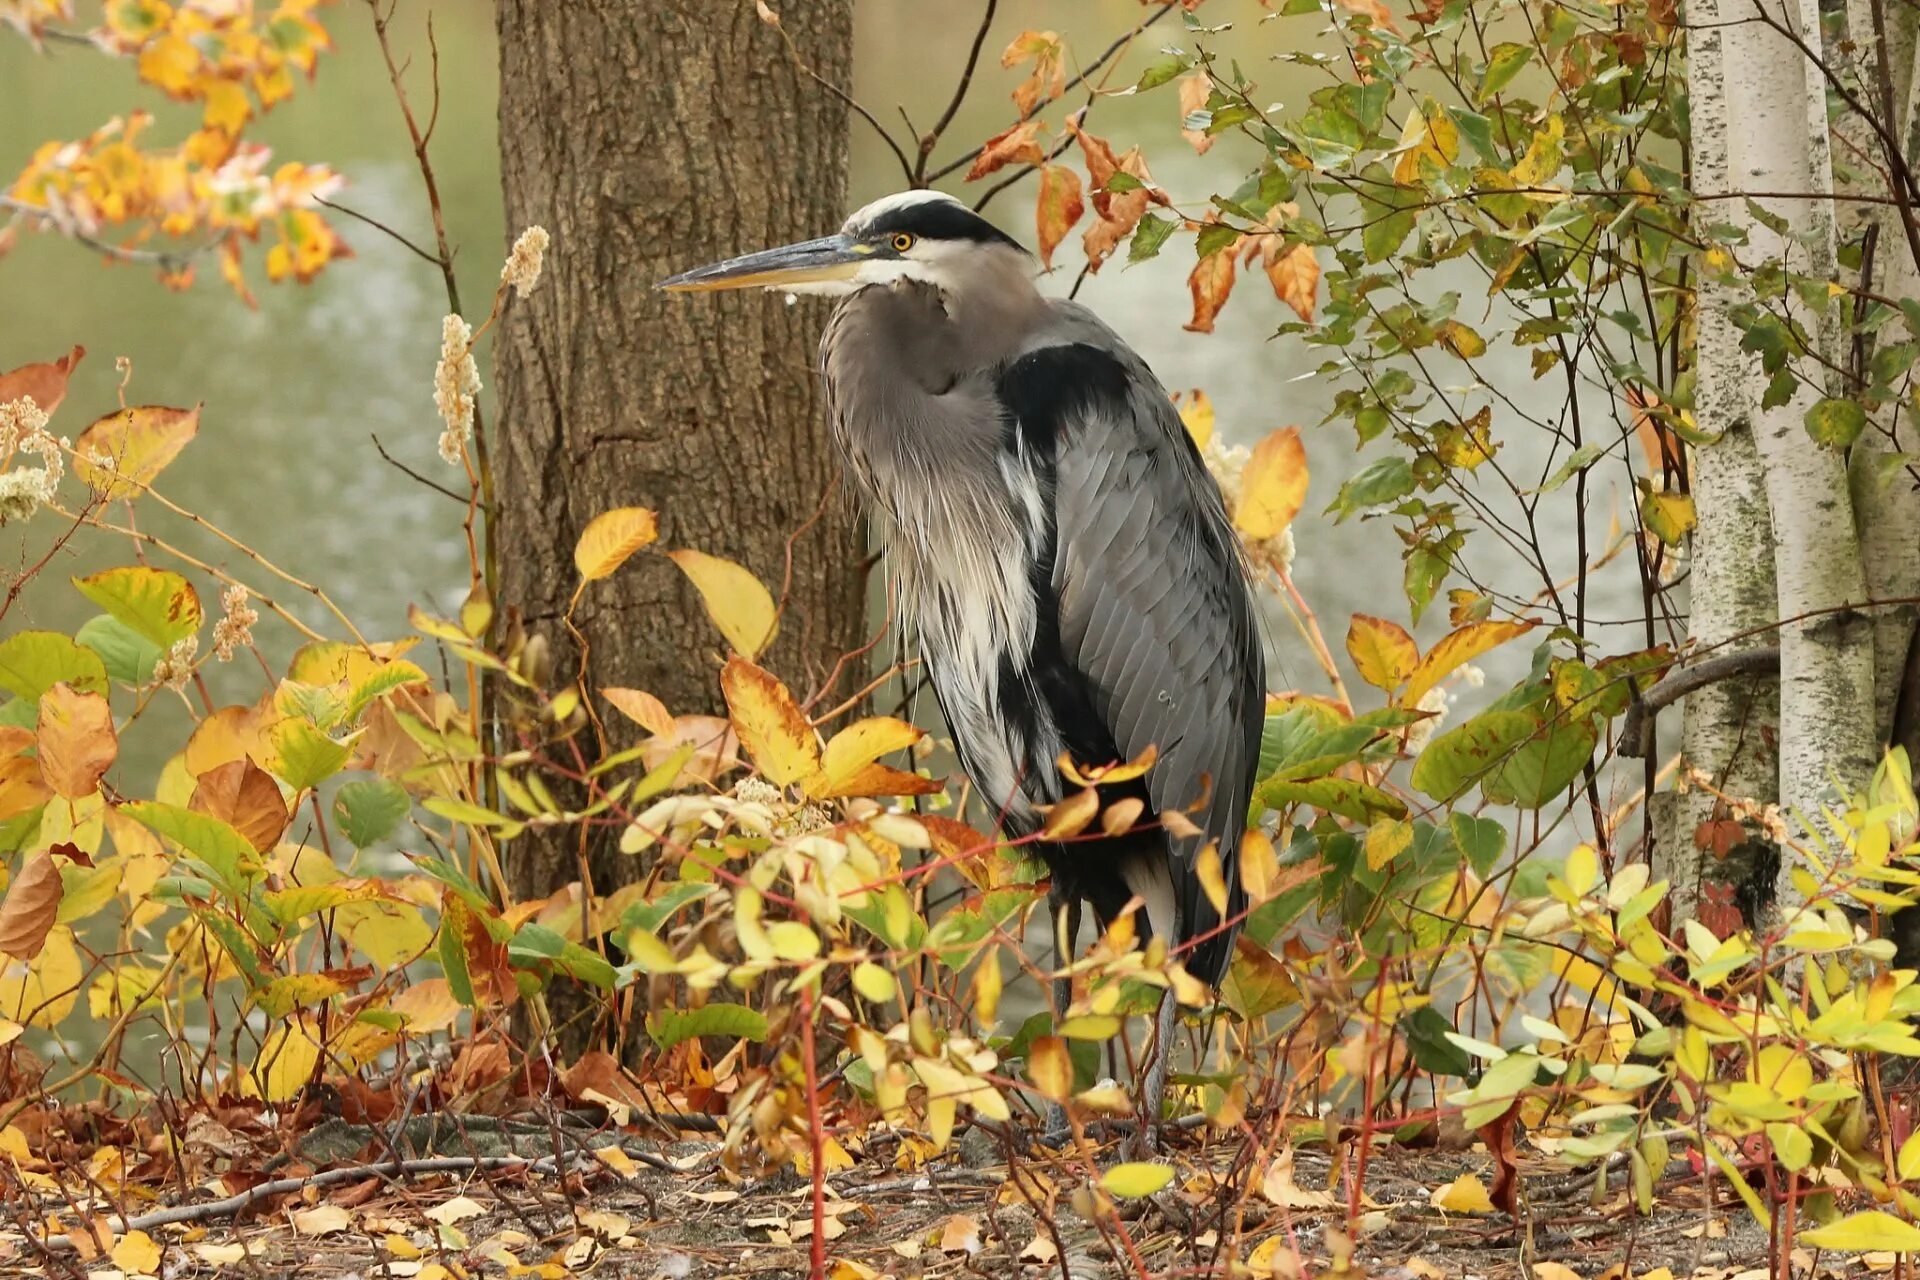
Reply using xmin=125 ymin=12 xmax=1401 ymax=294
xmin=121 ymin=800 xmax=259 ymax=897
xmin=1257 ymin=776 xmax=1406 ymax=823
xmin=1196 ymin=223 xmax=1241 ymax=259
xmin=1135 ymin=55 xmax=1185 ymax=91
xmin=341 ymin=661 xmax=430 ymax=724
xmin=508 ymin=922 xmax=617 ymax=989
xmin=647 ymin=1002 xmax=770 ymax=1051
xmin=1798 ymin=1211 xmax=1920 ymax=1252
xmin=1480 ymin=715 xmax=1596 ymax=808
xmin=1535 ymin=443 xmax=1604 ymax=495
xmin=439 ymin=916 xmax=476 ymax=1007
xmin=1480 ymin=43 xmax=1532 ymax=98
xmin=1102 ymin=1163 xmax=1174 ymax=1198
xmin=1409 ymin=709 xmax=1537 ymax=802
xmin=0 ymin=631 xmax=108 ymax=700
xmin=1329 ymin=456 xmax=1414 ymax=518
xmin=71 ymin=567 xmax=201 ymax=648
xmin=1402 ymin=1005 xmax=1472 ymax=1076
xmin=1129 ymin=214 xmax=1177 ymax=264
xmin=269 ymin=719 xmax=354 ymax=791
xmin=1804 ymin=396 xmax=1866 ymax=448
xmin=332 ymin=779 xmax=411 ymax=847
xmin=195 ymin=909 xmax=267 ymax=989
xmin=74 ymin=615 xmax=161 ymax=686
xmin=1359 ymin=172 xmax=1420 ymax=263
xmin=1449 ymin=812 xmax=1506 ymax=878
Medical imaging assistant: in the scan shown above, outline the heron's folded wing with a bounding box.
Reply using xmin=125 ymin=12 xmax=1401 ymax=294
xmin=998 ymin=341 xmax=1265 ymax=982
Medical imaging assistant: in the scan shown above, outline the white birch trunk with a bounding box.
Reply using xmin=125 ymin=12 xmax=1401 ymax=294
xmin=1721 ymin=0 xmax=1879 ymax=909
xmin=1671 ymin=0 xmax=1781 ymax=927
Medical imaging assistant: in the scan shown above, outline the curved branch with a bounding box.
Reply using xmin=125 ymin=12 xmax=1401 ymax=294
xmin=1621 ymin=646 xmax=1781 ymax=758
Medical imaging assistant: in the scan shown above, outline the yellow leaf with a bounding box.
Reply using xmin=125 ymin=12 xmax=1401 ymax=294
xmin=1196 ymin=841 xmax=1229 ymax=914
xmin=1533 ymin=1265 xmax=1581 ymax=1280
xmin=390 ymin=978 xmax=462 ymax=1035
xmin=1402 ymin=619 xmax=1535 ymax=708
xmin=1392 ymin=102 xmax=1460 ymax=184
xmin=1040 ymin=787 xmax=1100 ymax=840
xmin=72 ymin=405 xmax=199 ymax=502
xmin=592 ymin=1145 xmax=640 ymax=1179
xmin=1800 ymin=1211 xmax=1920 ymax=1252
xmin=1238 ymin=828 xmax=1278 ymax=901
xmin=667 ymin=549 xmax=777 ymax=658
xmin=243 ymin=1017 xmax=322 ymax=1103
xmin=1643 ymin=488 xmax=1696 ymax=546
xmin=573 ymin=507 xmax=658 ymax=580
xmin=1430 ymin=1172 xmax=1495 ymax=1214
xmin=1236 ymin=427 xmax=1309 ymax=538
xmin=424 ymin=1195 xmax=488 ymax=1226
xmin=852 ymin=961 xmax=896 ymax=1003
xmin=601 ymin=687 xmax=674 ymax=736
xmin=1364 ymin=818 xmax=1413 ymax=872
xmin=1102 ymin=1162 xmax=1174 ymax=1198
xmin=292 ymin=1204 xmax=352 ymax=1236
xmin=719 ymin=657 xmax=820 ymax=789
xmin=1261 ymin=1149 xmax=1335 ymax=1208
xmin=1346 ymin=615 xmax=1418 ymax=691
xmin=0 ymin=923 xmax=79 ymax=1027
xmin=1511 ymin=114 xmax=1566 ymax=187
xmin=1177 ymin=389 xmax=1215 ymax=449
xmin=816 ymin=716 xmax=939 ymax=800
xmin=1027 ymin=1034 xmax=1072 ymax=1101
xmin=112 ymin=1228 xmax=162 ymax=1274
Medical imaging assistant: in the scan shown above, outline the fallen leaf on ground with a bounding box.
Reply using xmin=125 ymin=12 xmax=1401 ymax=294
xmin=1431 ymin=1172 xmax=1496 ymax=1214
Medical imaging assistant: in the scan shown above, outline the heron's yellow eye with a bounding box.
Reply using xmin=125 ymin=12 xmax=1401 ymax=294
xmin=890 ymin=232 xmax=915 ymax=252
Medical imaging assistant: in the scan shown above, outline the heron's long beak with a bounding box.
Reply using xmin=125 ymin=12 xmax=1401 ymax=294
xmin=657 ymin=233 xmax=869 ymax=292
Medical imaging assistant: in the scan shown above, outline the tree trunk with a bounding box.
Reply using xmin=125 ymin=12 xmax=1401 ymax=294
xmin=1670 ymin=0 xmax=1781 ymax=932
xmin=492 ymin=0 xmax=863 ymax=1050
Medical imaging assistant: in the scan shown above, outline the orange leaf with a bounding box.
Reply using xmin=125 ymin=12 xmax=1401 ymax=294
xmin=815 ymin=716 xmax=941 ymax=799
xmin=1034 ymin=164 xmax=1084 ymax=270
xmin=1334 ymin=0 xmax=1399 ymax=31
xmin=189 ymin=758 xmax=289 ymax=854
xmin=1040 ymin=787 xmax=1100 ymax=840
xmin=0 ymin=854 xmax=62 ymax=961
xmin=573 ymin=508 xmax=658 ymax=581
xmin=1070 ymin=121 xmax=1162 ymax=270
xmin=1235 ymin=427 xmax=1309 ymax=538
xmin=1185 ymin=239 xmax=1240 ymax=333
xmin=1001 ymin=30 xmax=1064 ymax=114
xmin=966 ymin=120 xmax=1047 ymax=181
xmin=72 ymin=404 xmax=200 ymax=501
xmin=0 ymin=346 xmax=83 ymax=419
xmin=1178 ymin=72 xmax=1214 ymax=155
xmin=719 ymin=657 xmax=821 ymax=790
xmin=36 ymin=683 xmax=116 ymax=800
xmin=1346 ymin=615 xmax=1419 ymax=692
xmin=602 ymin=687 xmax=675 ymax=736
xmin=1263 ymin=242 xmax=1320 ymax=323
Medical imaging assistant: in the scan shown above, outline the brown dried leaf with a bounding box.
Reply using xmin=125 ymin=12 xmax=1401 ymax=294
xmin=1034 ymin=164 xmax=1084 ymax=270
xmin=1069 ymin=121 xmax=1163 ymax=271
xmin=0 ymin=854 xmax=63 ymax=961
xmin=966 ymin=120 xmax=1047 ymax=181
xmin=1178 ymin=72 xmax=1214 ymax=154
xmin=1263 ymin=241 xmax=1321 ymax=323
xmin=36 ymin=682 xmax=116 ymax=800
xmin=189 ymin=758 xmax=290 ymax=854
xmin=0 ymin=346 xmax=84 ymax=420
xmin=1334 ymin=0 xmax=1399 ymax=32
xmin=1185 ymin=240 xmax=1240 ymax=334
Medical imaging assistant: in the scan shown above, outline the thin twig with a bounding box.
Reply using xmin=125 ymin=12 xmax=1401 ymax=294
xmin=0 ymin=195 xmax=206 ymax=272
xmin=317 ymin=197 xmax=442 ymax=266
xmin=371 ymin=432 xmax=482 ymax=506
xmin=916 ymin=0 xmax=1000 ymax=184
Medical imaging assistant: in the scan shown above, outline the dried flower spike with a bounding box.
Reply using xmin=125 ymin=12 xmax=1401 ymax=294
xmin=212 ymin=584 xmax=258 ymax=661
xmin=502 ymin=225 xmax=549 ymax=297
xmin=434 ymin=313 xmax=480 ymax=465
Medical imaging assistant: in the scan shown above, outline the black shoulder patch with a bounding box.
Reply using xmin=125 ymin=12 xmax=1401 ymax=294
xmin=996 ymin=343 xmax=1133 ymax=456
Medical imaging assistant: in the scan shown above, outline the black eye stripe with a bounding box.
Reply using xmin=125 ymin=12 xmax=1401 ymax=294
xmin=854 ymin=199 xmax=1027 ymax=252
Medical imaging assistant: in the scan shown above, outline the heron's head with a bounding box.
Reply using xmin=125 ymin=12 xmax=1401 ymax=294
xmin=658 ymin=190 xmax=1032 ymax=297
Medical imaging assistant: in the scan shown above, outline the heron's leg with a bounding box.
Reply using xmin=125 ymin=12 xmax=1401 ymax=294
xmin=1042 ymin=887 xmax=1080 ymax=1139
xmin=1131 ymin=989 xmax=1177 ymax=1157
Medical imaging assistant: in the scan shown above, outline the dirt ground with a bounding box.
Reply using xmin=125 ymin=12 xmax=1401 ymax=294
xmin=0 ymin=1124 xmax=1805 ymax=1280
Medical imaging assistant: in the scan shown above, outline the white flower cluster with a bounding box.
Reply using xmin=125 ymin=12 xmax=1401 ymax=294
xmin=1200 ymin=434 xmax=1296 ymax=573
xmin=434 ymin=313 xmax=480 ymax=466
xmin=501 ymin=225 xmax=549 ymax=297
xmin=150 ymin=635 xmax=198 ymax=692
xmin=0 ymin=397 xmax=65 ymax=523
xmin=212 ymin=583 xmax=258 ymax=662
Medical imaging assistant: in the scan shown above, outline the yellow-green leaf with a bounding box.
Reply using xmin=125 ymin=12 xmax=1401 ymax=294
xmin=268 ymin=719 xmax=354 ymax=791
xmin=1799 ymin=1211 xmax=1920 ymax=1253
xmin=72 ymin=404 xmax=200 ymax=501
xmin=667 ymin=549 xmax=778 ymax=658
xmin=573 ymin=507 xmax=658 ymax=581
xmin=1402 ymin=619 xmax=1535 ymax=709
xmin=1102 ymin=1162 xmax=1174 ymax=1198
xmin=72 ymin=566 xmax=201 ymax=649
xmin=1346 ymin=614 xmax=1418 ymax=691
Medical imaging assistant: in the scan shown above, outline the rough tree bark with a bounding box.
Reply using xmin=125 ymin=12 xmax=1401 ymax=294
xmin=492 ymin=1 xmax=864 ymax=1048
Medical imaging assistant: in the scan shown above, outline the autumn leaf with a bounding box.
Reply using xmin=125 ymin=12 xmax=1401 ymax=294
xmin=0 ymin=346 xmax=83 ymax=418
xmin=1001 ymin=29 xmax=1064 ymax=114
xmin=1034 ymin=164 xmax=1084 ymax=270
xmin=602 ymin=687 xmax=675 ymax=736
xmin=966 ymin=120 xmax=1046 ymax=181
xmin=1347 ymin=615 xmax=1419 ymax=691
xmin=1431 ymin=1172 xmax=1496 ymax=1213
xmin=1236 ymin=427 xmax=1309 ymax=538
xmin=1263 ymin=241 xmax=1320 ymax=323
xmin=188 ymin=757 xmax=289 ymax=854
xmin=816 ymin=716 xmax=941 ymax=799
xmin=1185 ymin=235 xmax=1240 ymax=333
xmin=73 ymin=566 xmax=201 ymax=649
xmin=573 ymin=507 xmax=658 ymax=580
xmin=0 ymin=854 xmax=63 ymax=960
xmin=1176 ymin=389 xmax=1215 ymax=448
xmin=1178 ymin=72 xmax=1214 ymax=154
xmin=667 ymin=549 xmax=777 ymax=658
xmin=1403 ymin=619 xmax=1535 ymax=708
xmin=719 ymin=656 xmax=821 ymax=789
xmin=1333 ymin=0 xmax=1399 ymax=32
xmin=72 ymin=404 xmax=200 ymax=501
xmin=1392 ymin=102 xmax=1461 ymax=184
xmin=1071 ymin=122 xmax=1163 ymax=270
xmin=36 ymin=682 xmax=116 ymax=799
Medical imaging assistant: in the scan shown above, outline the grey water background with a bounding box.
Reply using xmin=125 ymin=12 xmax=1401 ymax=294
xmin=1 ymin=3 xmax=1650 ymax=1055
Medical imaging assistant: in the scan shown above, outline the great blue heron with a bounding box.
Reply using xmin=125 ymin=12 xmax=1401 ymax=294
xmin=662 ymin=190 xmax=1266 ymax=1145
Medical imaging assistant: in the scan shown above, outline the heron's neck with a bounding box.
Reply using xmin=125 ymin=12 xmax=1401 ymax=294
xmin=935 ymin=252 xmax=1048 ymax=363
